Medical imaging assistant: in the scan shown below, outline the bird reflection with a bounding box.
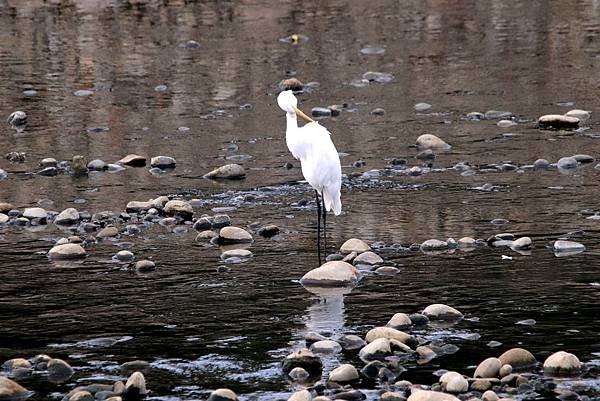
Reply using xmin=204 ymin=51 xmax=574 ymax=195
xmin=302 ymin=286 xmax=352 ymax=337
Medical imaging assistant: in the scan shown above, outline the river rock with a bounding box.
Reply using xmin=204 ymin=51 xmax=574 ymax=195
xmin=328 ymin=364 xmax=359 ymax=383
xmin=0 ymin=377 xmax=29 ymax=399
xmin=310 ymin=340 xmax=342 ymax=354
xmin=71 ymin=155 xmax=88 ymax=175
xmin=482 ymin=390 xmax=498 ymax=401
xmin=511 ymin=237 xmax=532 ymax=250
xmin=221 ymin=249 xmax=252 ymax=259
xmin=470 ymin=379 xmax=492 ymax=391
xmin=420 ymin=239 xmax=448 ymax=251
xmin=48 ymin=358 xmax=74 ymax=382
xmin=387 ymin=313 xmax=412 ymax=329
xmin=365 ymin=327 xmax=414 ymax=346
xmin=338 ymin=334 xmax=366 ymax=350
xmin=565 ymin=109 xmax=590 ymax=120
xmin=69 ymin=390 xmax=93 ymax=401
xmin=48 ymin=243 xmax=86 ymax=259
xmin=278 ymin=78 xmax=304 ymax=92
xmin=572 ymin=154 xmax=594 ymax=164
xmin=135 ymin=260 xmax=156 ymax=272
xmin=97 ymin=226 xmax=119 ymax=238
xmin=2 ymin=358 xmax=32 ymax=371
xmin=288 ymin=390 xmax=311 ymax=401
xmin=498 ymin=348 xmax=537 ymax=369
xmin=257 ymin=224 xmax=280 ymax=238
xmin=288 ymin=367 xmax=309 ymax=381
xmin=407 ymin=389 xmax=460 ymax=401
xmin=359 ymin=338 xmax=392 ymax=360
xmin=212 ymin=214 xmax=231 ymax=228
xmin=7 ymin=111 xmax=27 ymax=126
xmin=484 ymin=110 xmax=512 ymax=119
xmin=218 ymin=226 xmax=253 ymax=244
xmin=457 ymin=237 xmax=476 ymax=248
xmin=543 ymin=351 xmax=582 ymax=376
xmin=125 ymin=201 xmax=153 ymax=213
xmin=38 ymin=166 xmax=58 ymax=176
xmin=474 ymin=357 xmax=502 ymax=378
xmin=0 ymin=203 xmax=13 ymax=213
xmin=203 ymin=164 xmax=245 ymax=179
xmin=340 ymin=238 xmax=370 ymax=254
xmin=499 ymin=364 xmax=512 ymax=377
xmin=163 ymin=200 xmax=193 ymax=220
xmin=196 ymin=230 xmax=218 ymax=241
xmin=55 ymin=208 xmax=80 ymax=225
xmin=300 ymin=261 xmax=358 ymax=287
xmin=353 ymin=251 xmax=383 ymax=265
xmin=557 ymin=156 xmax=578 ymax=170
xmin=124 ymin=372 xmax=146 ymax=397
xmin=0 ymin=213 xmax=9 ymax=224
xmin=553 ymin=240 xmax=585 ymax=253
xmin=118 ymin=154 xmax=146 ymax=167
xmin=422 ymin=304 xmax=463 ymax=321
xmin=115 ymin=250 xmax=134 ymax=262
xmin=440 ymin=371 xmax=468 ymax=393
xmin=375 ymin=266 xmax=399 ymax=275
xmin=416 ymin=134 xmax=451 ymax=150
xmin=87 ymin=159 xmax=107 ymax=171
xmin=538 ymin=114 xmax=579 ymax=129
xmin=414 ymin=102 xmax=432 ymax=111
xmin=23 ymin=207 xmax=47 ymax=220
xmin=282 ymin=349 xmax=322 ymax=377
xmin=150 ymin=156 xmax=176 ymax=168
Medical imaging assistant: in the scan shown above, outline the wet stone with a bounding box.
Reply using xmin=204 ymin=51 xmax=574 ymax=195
xmin=565 ymin=109 xmax=590 ymax=120
xmin=48 ymin=243 xmax=86 ymax=259
xmin=150 ymin=156 xmax=176 ymax=168
xmin=414 ymin=102 xmax=432 ymax=111
xmin=312 ymin=107 xmax=332 ymax=117
xmin=340 ymin=238 xmax=370 ymax=254
xmin=55 ymin=208 xmax=80 ymax=225
xmin=557 ymin=157 xmax=578 ymax=169
xmin=422 ymin=304 xmax=463 ymax=321
xmin=371 ymin=108 xmax=385 ymax=115
xmin=420 ymin=239 xmax=447 ymax=251
xmin=360 ymin=46 xmax=385 ymax=55
xmin=310 ymin=339 xmax=342 ymax=354
xmin=124 ymin=371 xmax=146 ymax=397
xmin=300 ymin=261 xmax=358 ymax=287
xmin=218 ymin=226 xmax=253 ymax=244
xmin=7 ymin=110 xmax=27 ymax=126
xmin=288 ymin=367 xmax=309 ymax=382
xmin=416 ymin=134 xmax=451 ymax=150
xmin=135 ymin=260 xmax=156 ymax=272
xmin=48 ymin=358 xmax=74 ymax=382
xmin=534 ymin=159 xmax=550 ymax=169
xmin=538 ymin=114 xmax=579 ymax=129
xmin=498 ymin=348 xmax=537 ymax=369
xmin=409 ymin=313 xmax=429 ymax=326
xmin=572 ymin=154 xmax=594 ymax=163
xmin=115 ymin=250 xmax=134 ymax=262
xmin=257 ymin=224 xmax=280 ymax=237
xmin=375 ymin=266 xmax=399 ymax=275
xmin=282 ymin=349 xmax=322 ymax=377
xmin=164 ymin=200 xmax=193 ymax=220
xmin=203 ymin=164 xmax=246 ymax=179
xmin=543 ymin=351 xmax=582 ymax=376
xmin=71 ymin=155 xmax=88 ymax=175
xmin=212 ymin=214 xmax=231 ymax=228
xmin=118 ymin=154 xmax=147 ymax=167
xmin=97 ymin=226 xmax=119 ymax=238
xmin=362 ymin=71 xmax=394 ymax=83
xmin=485 ymin=110 xmax=513 ymax=120
xmin=73 ymin=89 xmax=94 ymax=97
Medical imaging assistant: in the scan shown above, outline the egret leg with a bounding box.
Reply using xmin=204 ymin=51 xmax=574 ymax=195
xmin=322 ymin=195 xmax=327 ymax=256
xmin=315 ymin=190 xmax=322 ymax=265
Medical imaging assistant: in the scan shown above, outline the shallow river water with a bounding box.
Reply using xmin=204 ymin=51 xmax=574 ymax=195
xmin=0 ymin=1 xmax=599 ymax=400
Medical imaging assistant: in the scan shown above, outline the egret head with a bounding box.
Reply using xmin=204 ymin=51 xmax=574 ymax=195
xmin=277 ymin=90 xmax=298 ymax=114
xmin=277 ymin=90 xmax=315 ymax=123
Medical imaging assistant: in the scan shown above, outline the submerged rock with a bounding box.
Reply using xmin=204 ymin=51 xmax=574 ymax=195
xmin=135 ymin=260 xmax=156 ymax=272
xmin=553 ymin=240 xmax=585 ymax=254
xmin=47 ymin=358 xmax=74 ymax=382
xmin=359 ymin=338 xmax=392 ymax=360
xmin=543 ymin=351 xmax=582 ymax=376
xmin=353 ymin=251 xmax=383 ymax=265
xmin=281 ymin=349 xmax=322 ymax=377
xmin=416 ymin=134 xmax=450 ymax=150
xmin=387 ymin=313 xmax=412 ymax=329
xmin=300 ymin=261 xmax=359 ymax=287
xmin=557 ymin=157 xmax=578 ymax=170
xmin=511 ymin=237 xmax=532 ymax=250
xmin=164 ymin=200 xmax=193 ymax=220
xmin=565 ymin=109 xmax=590 ymax=120
xmin=7 ymin=111 xmax=27 ymax=126
xmin=71 ymin=155 xmax=88 ymax=175
xmin=150 ymin=156 xmax=176 ymax=168
xmin=203 ymin=164 xmax=246 ymax=179
xmin=420 ymin=239 xmax=448 ymax=251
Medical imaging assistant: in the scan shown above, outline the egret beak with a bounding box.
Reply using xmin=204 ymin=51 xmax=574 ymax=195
xmin=293 ymin=107 xmax=315 ymax=123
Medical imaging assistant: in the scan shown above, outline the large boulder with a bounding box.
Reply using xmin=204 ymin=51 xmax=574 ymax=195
xmin=300 ymin=261 xmax=359 ymax=287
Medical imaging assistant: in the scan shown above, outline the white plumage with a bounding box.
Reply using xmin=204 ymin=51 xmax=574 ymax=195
xmin=277 ymin=91 xmax=342 ymax=215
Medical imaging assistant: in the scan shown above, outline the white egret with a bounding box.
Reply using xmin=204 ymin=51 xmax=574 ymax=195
xmin=277 ymin=90 xmax=342 ymax=263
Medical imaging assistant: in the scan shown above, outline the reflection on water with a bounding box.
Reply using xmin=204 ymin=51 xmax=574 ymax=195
xmin=1 ymin=0 xmax=600 ymax=400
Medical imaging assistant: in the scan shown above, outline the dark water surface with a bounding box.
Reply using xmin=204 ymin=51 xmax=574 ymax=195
xmin=1 ymin=1 xmax=600 ymax=400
